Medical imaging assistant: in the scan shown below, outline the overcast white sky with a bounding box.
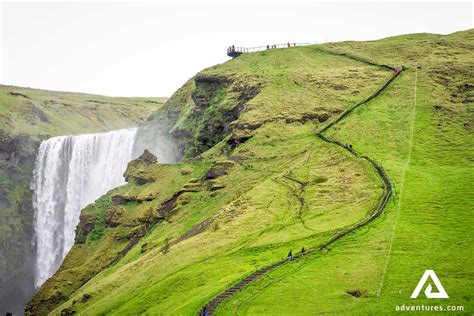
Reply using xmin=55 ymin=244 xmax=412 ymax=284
xmin=1 ymin=1 xmax=472 ymax=97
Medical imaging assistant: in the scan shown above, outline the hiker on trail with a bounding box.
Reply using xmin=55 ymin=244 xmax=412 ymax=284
xmin=231 ymin=45 xmax=235 ymax=52
xmin=267 ymin=45 xmax=270 ymax=49
xmin=288 ymin=250 xmax=293 ymax=261
xmin=301 ymin=246 xmax=305 ymax=255
xmin=392 ymin=68 xmax=399 ymax=77
xmin=348 ymin=144 xmax=353 ymax=150
xmin=287 ymin=42 xmax=291 ymax=47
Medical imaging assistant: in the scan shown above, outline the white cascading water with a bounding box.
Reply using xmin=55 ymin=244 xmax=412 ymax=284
xmin=31 ymin=128 xmax=137 ymax=288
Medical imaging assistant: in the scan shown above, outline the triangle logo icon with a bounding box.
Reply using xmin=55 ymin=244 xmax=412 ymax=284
xmin=411 ymin=270 xmax=449 ymax=299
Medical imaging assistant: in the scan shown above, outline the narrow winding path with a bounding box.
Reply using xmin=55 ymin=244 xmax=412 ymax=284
xmin=199 ymin=52 xmax=403 ymax=316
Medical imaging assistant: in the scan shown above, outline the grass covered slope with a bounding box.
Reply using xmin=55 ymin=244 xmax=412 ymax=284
xmin=146 ymin=44 xmax=388 ymax=158
xmin=218 ymin=30 xmax=473 ymax=314
xmin=28 ymin=30 xmax=473 ymax=315
xmin=27 ymin=40 xmax=391 ymax=315
xmin=0 ymin=85 xmax=166 ymax=136
xmin=0 ymin=85 xmax=163 ymax=314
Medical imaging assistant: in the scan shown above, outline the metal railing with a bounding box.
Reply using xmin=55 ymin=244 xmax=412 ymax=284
xmin=227 ymin=42 xmax=312 ymax=56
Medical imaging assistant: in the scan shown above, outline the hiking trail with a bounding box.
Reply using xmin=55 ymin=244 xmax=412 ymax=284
xmin=199 ymin=49 xmax=403 ymax=315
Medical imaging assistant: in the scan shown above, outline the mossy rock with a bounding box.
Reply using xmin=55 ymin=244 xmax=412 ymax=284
xmin=203 ymin=161 xmax=236 ymax=180
xmin=104 ymin=207 xmax=126 ymax=228
xmin=175 ymin=193 xmax=192 ymax=206
xmin=135 ymin=149 xmax=157 ymax=164
xmin=128 ymin=225 xmax=147 ymax=240
xmin=208 ymin=179 xmax=226 ymax=191
xmin=75 ymin=214 xmax=96 ymax=244
xmin=124 ymin=150 xmax=160 ymax=185
xmin=111 ymin=194 xmax=137 ymax=205
xmin=182 ymin=181 xmax=204 ymax=192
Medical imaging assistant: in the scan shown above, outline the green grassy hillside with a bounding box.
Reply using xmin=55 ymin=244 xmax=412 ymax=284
xmin=27 ymin=30 xmax=473 ymax=315
xmin=218 ymin=31 xmax=473 ymax=315
xmin=0 ymin=85 xmax=166 ymax=137
xmin=0 ymin=85 xmax=164 ymax=314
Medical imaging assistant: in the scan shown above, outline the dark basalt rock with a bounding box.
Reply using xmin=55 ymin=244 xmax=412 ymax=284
xmin=7 ymin=91 xmax=30 ymax=99
xmin=111 ymin=194 xmax=134 ymax=205
xmin=136 ymin=149 xmax=157 ymax=165
xmin=228 ymin=121 xmax=263 ymax=146
xmin=60 ymin=307 xmax=76 ymax=315
xmin=334 ymin=85 xmax=349 ymax=91
xmin=318 ymin=113 xmax=330 ymax=122
xmin=167 ymin=74 xmax=261 ymax=158
xmin=346 ymin=289 xmax=367 ymax=298
xmin=75 ymin=214 xmax=96 ymax=243
xmin=0 ymin=130 xmax=38 ymax=170
xmin=203 ymin=161 xmax=236 ymax=180
xmin=81 ymin=293 xmax=91 ymax=303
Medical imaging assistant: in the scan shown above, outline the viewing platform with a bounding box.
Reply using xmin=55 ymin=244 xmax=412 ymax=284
xmin=227 ymin=42 xmax=311 ymax=58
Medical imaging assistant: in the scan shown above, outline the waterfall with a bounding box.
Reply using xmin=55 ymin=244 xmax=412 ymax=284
xmin=31 ymin=128 xmax=137 ymax=288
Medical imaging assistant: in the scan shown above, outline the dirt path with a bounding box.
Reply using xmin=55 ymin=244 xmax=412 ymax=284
xmin=377 ymin=68 xmax=418 ymax=296
xmin=199 ymin=53 xmax=402 ymax=316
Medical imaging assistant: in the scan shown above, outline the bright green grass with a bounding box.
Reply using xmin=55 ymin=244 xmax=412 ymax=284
xmin=217 ymin=57 xmax=473 ymax=314
xmin=205 ymin=45 xmax=389 ymax=128
xmin=161 ymin=43 xmax=389 ymax=157
xmin=47 ymin=122 xmax=381 ymax=315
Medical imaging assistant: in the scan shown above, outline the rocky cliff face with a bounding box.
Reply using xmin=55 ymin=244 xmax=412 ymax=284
xmin=0 ymin=131 xmax=39 ymax=314
xmin=140 ymin=73 xmax=261 ymax=159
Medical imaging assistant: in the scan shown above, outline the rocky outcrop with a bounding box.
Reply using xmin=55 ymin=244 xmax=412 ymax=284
xmin=228 ymin=122 xmax=263 ymax=145
xmin=136 ymin=73 xmax=261 ymax=159
xmin=203 ymin=161 xmax=235 ymax=180
xmin=75 ymin=214 xmax=96 ymax=244
xmin=124 ymin=150 xmax=158 ymax=185
xmin=284 ymin=112 xmax=331 ymax=124
xmin=104 ymin=207 xmax=126 ymax=228
xmin=191 ymin=75 xmax=231 ymax=117
xmin=150 ymin=74 xmax=262 ymax=158
xmin=135 ymin=149 xmax=158 ymax=164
